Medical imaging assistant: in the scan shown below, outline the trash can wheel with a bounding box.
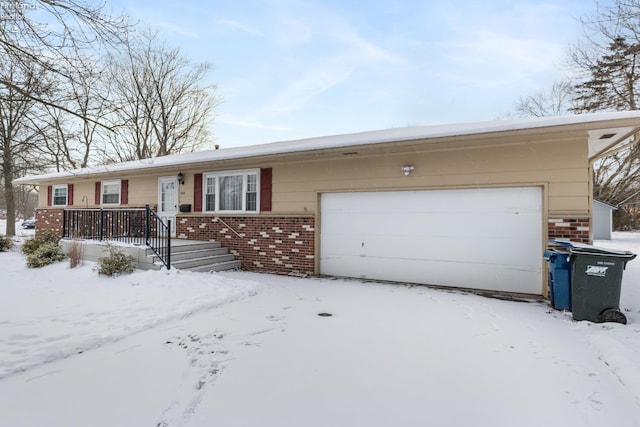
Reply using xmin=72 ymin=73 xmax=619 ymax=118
xmin=598 ymin=308 xmax=627 ymax=325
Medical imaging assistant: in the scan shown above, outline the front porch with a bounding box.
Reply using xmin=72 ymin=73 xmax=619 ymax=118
xmin=60 ymin=239 xmax=241 ymax=272
xmin=36 ymin=207 xmax=315 ymax=275
xmin=52 ymin=207 xmax=240 ymax=272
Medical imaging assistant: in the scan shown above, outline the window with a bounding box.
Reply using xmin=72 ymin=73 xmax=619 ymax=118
xmin=102 ymin=180 xmax=121 ymax=205
xmin=205 ymin=176 xmax=216 ymax=211
xmin=246 ymin=174 xmax=257 ymax=211
xmin=52 ymin=185 xmax=67 ymax=206
xmin=203 ymin=170 xmax=259 ymax=213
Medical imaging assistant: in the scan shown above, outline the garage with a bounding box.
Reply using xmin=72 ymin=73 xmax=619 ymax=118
xmin=320 ymin=187 xmax=543 ymax=294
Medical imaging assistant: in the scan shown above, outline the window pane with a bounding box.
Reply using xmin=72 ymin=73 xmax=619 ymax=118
xmin=220 ymin=175 xmax=242 ymax=211
xmin=205 ymin=177 xmax=216 ymax=211
xmin=246 ymin=174 xmax=257 ymax=211
xmin=206 ymin=177 xmax=216 ymax=194
xmin=206 ymin=194 xmax=216 ymax=211
xmin=161 ymin=181 xmax=176 ymax=211
xmin=53 ymin=187 xmax=67 ymax=206
xmin=246 ymin=192 xmax=257 ymax=211
xmin=247 ymin=174 xmax=257 ymax=192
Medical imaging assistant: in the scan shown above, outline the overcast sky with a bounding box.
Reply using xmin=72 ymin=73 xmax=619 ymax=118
xmin=109 ymin=0 xmax=610 ymax=149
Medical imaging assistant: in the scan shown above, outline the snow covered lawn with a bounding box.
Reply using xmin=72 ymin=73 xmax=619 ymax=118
xmin=1 ymin=224 xmax=640 ymax=426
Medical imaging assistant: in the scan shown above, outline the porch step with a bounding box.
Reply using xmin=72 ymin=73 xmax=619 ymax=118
xmin=169 ymin=247 xmax=230 ymax=262
xmin=149 ymin=240 xmax=241 ymax=272
xmin=145 ymin=241 xmax=223 ymax=257
xmin=185 ymin=260 xmax=243 ymax=273
xmin=172 ymin=253 xmax=237 ymax=270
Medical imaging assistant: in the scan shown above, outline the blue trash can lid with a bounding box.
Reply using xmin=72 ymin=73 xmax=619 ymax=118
xmin=543 ymin=248 xmax=569 ymax=261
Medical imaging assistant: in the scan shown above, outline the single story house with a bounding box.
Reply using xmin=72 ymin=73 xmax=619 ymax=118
xmin=593 ymin=199 xmax=618 ymax=240
xmin=14 ymin=112 xmax=640 ymax=296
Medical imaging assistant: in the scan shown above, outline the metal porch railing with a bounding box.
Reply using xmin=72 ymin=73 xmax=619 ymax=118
xmin=62 ymin=205 xmax=171 ymax=269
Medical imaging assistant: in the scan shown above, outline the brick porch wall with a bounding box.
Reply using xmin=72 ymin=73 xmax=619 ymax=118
xmin=548 ymin=217 xmax=590 ymax=244
xmin=176 ymin=216 xmax=315 ymax=276
xmin=35 ymin=208 xmax=64 ymax=237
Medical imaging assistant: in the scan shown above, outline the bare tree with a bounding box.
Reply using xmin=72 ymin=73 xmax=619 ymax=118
xmin=34 ymin=59 xmax=112 ymax=171
xmin=593 ymin=145 xmax=640 ymax=202
xmin=102 ymin=31 xmax=220 ymax=162
xmin=0 ymin=2 xmax=129 ymax=231
xmin=513 ymin=80 xmax=576 ymax=118
xmin=0 ymin=1 xmax=129 ymax=117
xmin=0 ymin=62 xmax=52 ymax=236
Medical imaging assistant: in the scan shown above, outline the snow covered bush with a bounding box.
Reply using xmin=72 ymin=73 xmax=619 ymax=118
xmin=22 ymin=229 xmax=61 ymax=256
xmin=0 ymin=235 xmax=13 ymax=252
xmin=26 ymin=242 xmax=67 ymax=268
xmin=97 ymin=245 xmax=135 ymax=276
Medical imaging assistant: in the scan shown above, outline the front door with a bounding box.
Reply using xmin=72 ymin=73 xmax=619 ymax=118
xmin=158 ymin=176 xmax=179 ymax=236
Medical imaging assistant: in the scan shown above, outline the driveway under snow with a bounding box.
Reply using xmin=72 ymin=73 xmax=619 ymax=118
xmin=1 ymin=227 xmax=640 ymax=426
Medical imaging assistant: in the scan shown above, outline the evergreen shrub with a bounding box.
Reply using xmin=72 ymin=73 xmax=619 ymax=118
xmin=97 ymin=245 xmax=136 ymax=276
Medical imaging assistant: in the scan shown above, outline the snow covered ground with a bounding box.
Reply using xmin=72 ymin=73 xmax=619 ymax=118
xmin=1 ymin=220 xmax=640 ymax=426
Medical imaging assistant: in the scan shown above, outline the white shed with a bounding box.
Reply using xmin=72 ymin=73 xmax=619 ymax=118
xmin=593 ymin=200 xmax=617 ymax=240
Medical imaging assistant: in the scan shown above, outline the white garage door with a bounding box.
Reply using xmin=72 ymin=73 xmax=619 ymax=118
xmin=320 ymin=187 xmax=543 ymax=294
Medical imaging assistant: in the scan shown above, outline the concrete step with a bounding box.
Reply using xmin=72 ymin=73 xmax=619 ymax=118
xmin=182 ymin=260 xmax=242 ymax=273
xmin=145 ymin=240 xmax=240 ymax=272
xmin=169 ymin=247 xmax=230 ymax=262
xmin=145 ymin=241 xmax=222 ymax=257
xmin=171 ymin=253 xmax=237 ymax=270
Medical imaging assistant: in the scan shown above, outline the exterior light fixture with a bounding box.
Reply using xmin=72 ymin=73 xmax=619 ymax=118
xmin=401 ymin=165 xmax=414 ymax=176
xmin=177 ymin=172 xmax=185 ymax=185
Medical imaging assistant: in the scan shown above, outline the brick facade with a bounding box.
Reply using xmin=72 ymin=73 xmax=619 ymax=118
xmin=548 ymin=217 xmax=590 ymax=244
xmin=176 ymin=216 xmax=315 ymax=276
xmin=35 ymin=208 xmax=64 ymax=237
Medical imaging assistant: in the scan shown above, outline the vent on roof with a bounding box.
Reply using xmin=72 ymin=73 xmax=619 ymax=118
xmin=342 ymin=151 xmax=359 ymax=156
xmin=599 ymin=133 xmax=617 ymax=140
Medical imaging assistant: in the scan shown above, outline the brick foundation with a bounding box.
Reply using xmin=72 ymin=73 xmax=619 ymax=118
xmin=548 ymin=217 xmax=590 ymax=244
xmin=36 ymin=210 xmax=587 ymax=275
xmin=35 ymin=208 xmax=64 ymax=237
xmin=176 ymin=216 xmax=315 ymax=276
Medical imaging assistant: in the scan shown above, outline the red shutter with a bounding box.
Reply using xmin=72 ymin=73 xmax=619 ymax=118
xmin=121 ymin=180 xmax=128 ymax=205
xmin=194 ymin=173 xmax=203 ymax=212
xmin=47 ymin=186 xmax=52 ymax=206
xmin=95 ymin=182 xmax=101 ymax=205
xmin=260 ymin=168 xmax=272 ymax=212
xmin=67 ymin=184 xmax=74 ymax=206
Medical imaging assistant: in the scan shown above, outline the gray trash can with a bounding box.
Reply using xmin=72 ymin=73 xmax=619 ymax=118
xmin=552 ymin=241 xmax=635 ymax=324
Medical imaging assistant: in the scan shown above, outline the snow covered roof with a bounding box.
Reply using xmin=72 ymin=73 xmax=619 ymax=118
xmin=594 ymin=199 xmax=619 ymax=210
xmin=14 ymin=111 xmax=640 ymax=184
